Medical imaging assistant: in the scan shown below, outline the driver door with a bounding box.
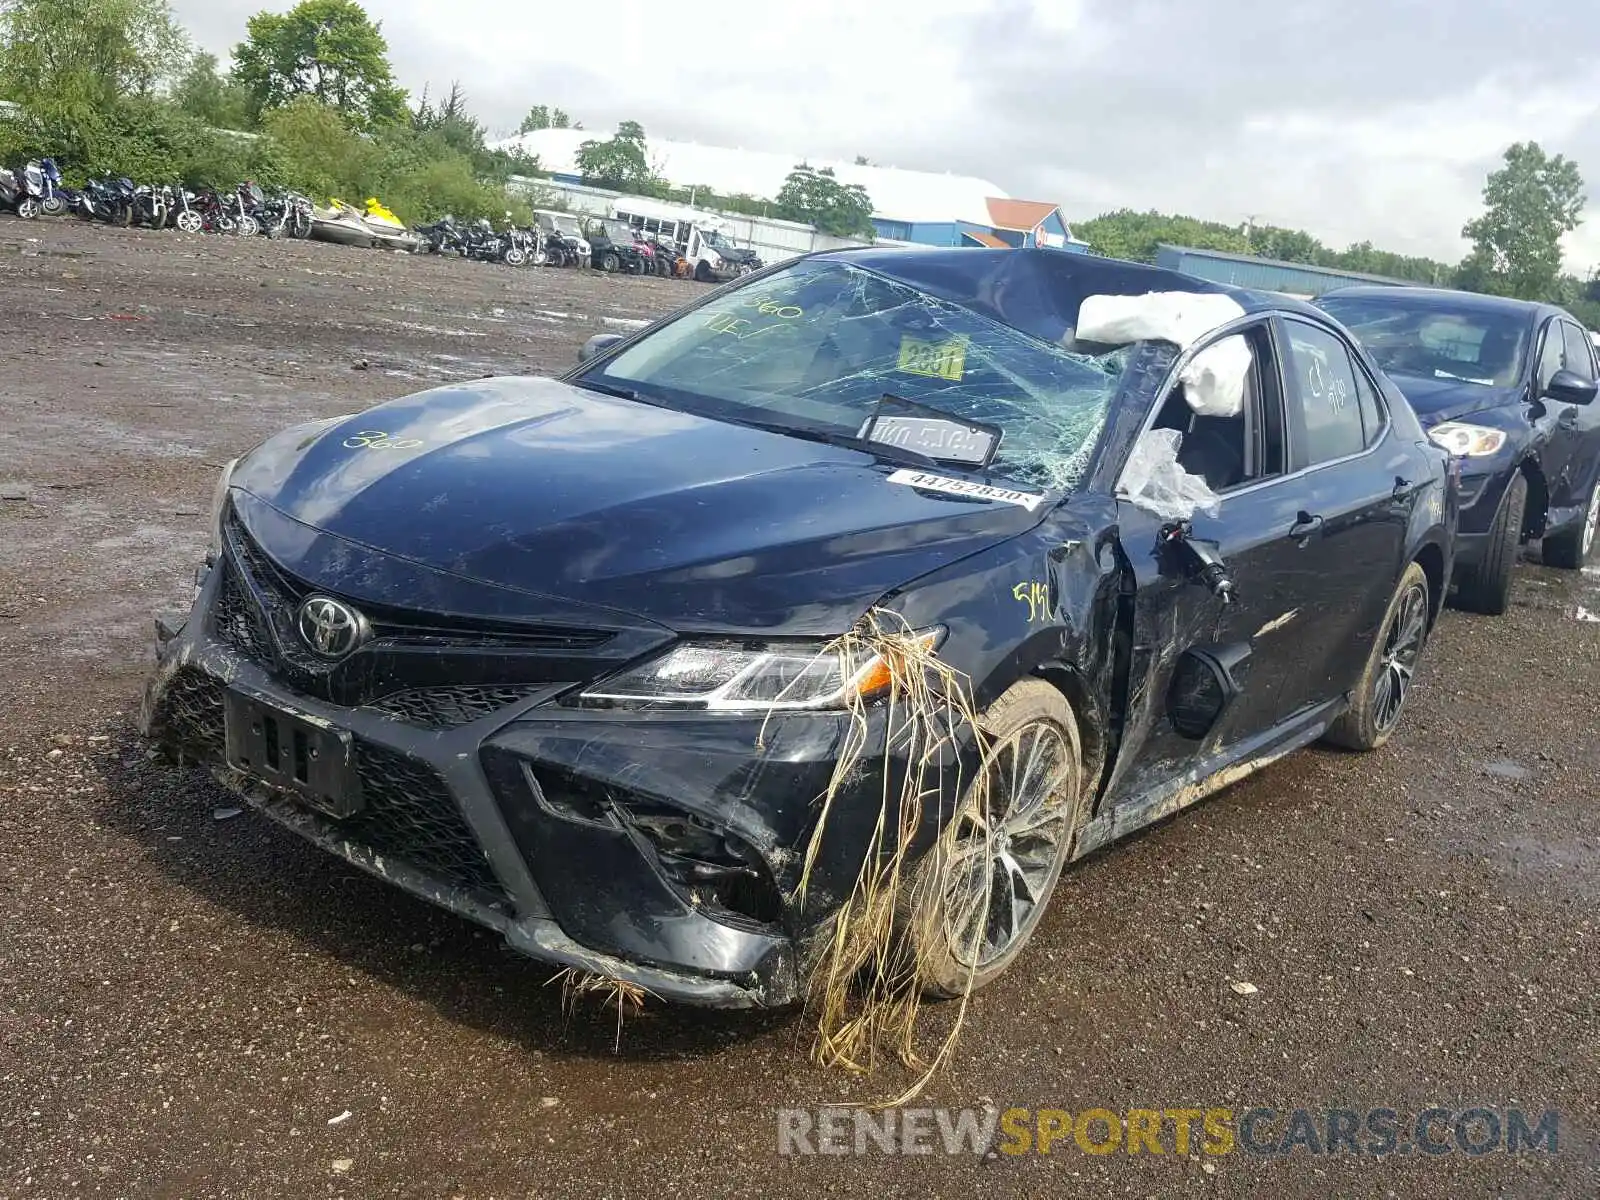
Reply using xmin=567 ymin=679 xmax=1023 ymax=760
xmin=1535 ymin=320 xmax=1600 ymax=517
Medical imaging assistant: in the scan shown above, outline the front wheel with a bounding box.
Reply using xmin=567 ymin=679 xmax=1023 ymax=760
xmin=41 ymin=196 xmax=63 ymax=216
xmin=236 ymin=215 xmax=258 ymax=237
xmin=15 ymin=197 xmax=39 ymax=219
xmin=1542 ymin=479 xmax=1599 ymax=569
xmin=503 ymin=246 xmax=527 ymax=267
xmin=1453 ymin=472 xmax=1526 ymax=615
xmin=600 ymin=251 xmax=619 ymax=272
xmin=175 ymin=211 xmax=202 ymax=234
xmin=1323 ymin=561 xmax=1431 ymax=751
xmin=903 ymin=680 xmax=1086 ymax=999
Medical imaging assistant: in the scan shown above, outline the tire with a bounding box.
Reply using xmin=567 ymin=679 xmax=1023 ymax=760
xmin=152 ymin=207 xmax=168 ymax=231
xmin=1323 ymin=561 xmax=1431 ymax=752
xmin=1453 ymin=472 xmax=1526 ymax=615
xmin=600 ymin=251 xmax=619 ymax=273
xmin=694 ymin=260 xmax=713 ymax=283
xmin=16 ymin=197 xmax=39 ymax=219
xmin=1542 ymin=478 xmax=1600 ymax=569
xmin=115 ymin=204 xmax=132 ymax=228
xmin=902 ymin=679 xmax=1086 ymax=999
xmin=237 ymin=215 xmax=258 ymax=238
xmin=41 ymin=196 xmax=63 ymax=216
xmin=176 ymin=211 xmax=202 ymax=234
xmin=504 ymin=246 xmax=527 ymax=267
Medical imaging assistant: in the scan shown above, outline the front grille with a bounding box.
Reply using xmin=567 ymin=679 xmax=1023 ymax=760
xmin=154 ymin=667 xmax=226 ymax=759
xmin=213 ymin=562 xmax=274 ymax=665
xmin=365 ymin=685 xmax=544 ymax=730
xmin=345 ymin=741 xmax=507 ymax=901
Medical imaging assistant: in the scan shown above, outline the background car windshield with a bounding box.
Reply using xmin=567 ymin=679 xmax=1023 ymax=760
xmin=587 ymin=259 xmax=1129 ymax=489
xmin=1319 ymin=296 xmax=1529 ymax=387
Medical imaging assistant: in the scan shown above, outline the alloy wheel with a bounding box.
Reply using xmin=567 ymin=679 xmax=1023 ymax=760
xmin=1373 ymin=580 xmax=1428 ymax=733
xmin=937 ymin=721 xmax=1075 ymax=969
xmin=1582 ymin=483 xmax=1599 ymax=559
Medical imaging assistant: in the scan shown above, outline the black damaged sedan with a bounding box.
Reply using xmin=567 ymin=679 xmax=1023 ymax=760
xmin=143 ymin=249 xmax=1457 ymax=1007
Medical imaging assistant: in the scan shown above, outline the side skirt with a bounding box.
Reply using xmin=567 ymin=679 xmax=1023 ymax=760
xmin=1071 ymin=699 xmax=1343 ymax=860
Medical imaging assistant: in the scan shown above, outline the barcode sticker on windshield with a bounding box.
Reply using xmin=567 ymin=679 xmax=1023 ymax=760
xmin=897 ymin=336 xmax=968 ymax=381
xmin=887 ymin=469 xmax=1044 ymax=511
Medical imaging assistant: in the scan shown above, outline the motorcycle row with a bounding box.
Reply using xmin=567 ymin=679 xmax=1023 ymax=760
xmin=0 ymin=158 xmax=314 ymax=238
xmin=413 ymin=211 xmax=696 ymax=277
xmin=0 ymin=159 xmax=759 ymax=281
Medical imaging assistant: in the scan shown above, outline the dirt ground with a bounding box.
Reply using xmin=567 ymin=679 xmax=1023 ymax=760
xmin=1 ymin=218 xmax=1598 ymax=1199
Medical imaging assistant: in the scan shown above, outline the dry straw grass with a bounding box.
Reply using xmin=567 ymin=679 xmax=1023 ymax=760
xmin=785 ymin=608 xmax=995 ymax=1107
xmin=548 ymin=968 xmax=653 ymax=1052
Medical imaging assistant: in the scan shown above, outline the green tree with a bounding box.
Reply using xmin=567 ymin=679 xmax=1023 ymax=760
xmin=518 ymin=103 xmax=573 ymax=133
xmin=1073 ymin=209 xmax=1250 ymax=262
xmin=1246 ymin=223 xmax=1322 ymax=264
xmin=574 ymin=119 xmax=663 ymax=193
xmin=774 ymin=163 xmax=874 ymax=238
xmin=232 ymin=0 xmax=406 ymax=130
xmin=1460 ymin=141 xmax=1586 ymax=300
xmin=0 ymin=0 xmax=189 ymax=111
xmin=171 ymin=51 xmax=255 ymax=130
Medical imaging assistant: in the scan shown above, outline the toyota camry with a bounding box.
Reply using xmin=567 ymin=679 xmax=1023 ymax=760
xmin=142 ymin=248 xmax=1457 ymax=1008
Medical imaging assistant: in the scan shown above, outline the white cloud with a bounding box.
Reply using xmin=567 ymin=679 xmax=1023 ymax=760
xmin=171 ymin=0 xmax=1600 ymax=271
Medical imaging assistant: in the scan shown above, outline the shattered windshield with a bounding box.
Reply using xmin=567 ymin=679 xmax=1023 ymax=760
xmin=582 ymin=259 xmax=1130 ymax=489
xmin=1318 ymin=296 xmax=1530 ymax=387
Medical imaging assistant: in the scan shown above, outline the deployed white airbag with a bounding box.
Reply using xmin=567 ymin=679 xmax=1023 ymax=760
xmin=1179 ymin=334 xmax=1252 ymax=418
xmin=1076 ymin=291 xmax=1246 ymax=350
xmin=1121 ymin=428 xmax=1221 ymax=521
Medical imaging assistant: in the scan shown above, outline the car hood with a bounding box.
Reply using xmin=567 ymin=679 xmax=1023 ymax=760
xmin=230 ymin=377 xmax=1050 ymax=636
xmin=1385 ymin=371 xmax=1525 ymax=425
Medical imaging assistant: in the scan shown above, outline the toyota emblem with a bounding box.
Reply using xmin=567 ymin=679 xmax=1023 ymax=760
xmin=295 ymin=596 xmax=368 ymax=659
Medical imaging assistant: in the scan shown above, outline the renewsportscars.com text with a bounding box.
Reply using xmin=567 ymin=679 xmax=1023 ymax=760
xmin=777 ymin=1106 xmax=1560 ymax=1158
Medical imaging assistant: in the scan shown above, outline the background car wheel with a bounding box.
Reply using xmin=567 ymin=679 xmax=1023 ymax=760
xmin=1453 ymin=472 xmax=1526 ymax=615
xmin=1541 ymin=479 xmax=1599 ymax=569
xmin=903 ymin=679 xmax=1086 ymax=1000
xmin=1323 ymin=561 xmax=1431 ymax=752
xmin=600 ymin=251 xmax=619 ymax=272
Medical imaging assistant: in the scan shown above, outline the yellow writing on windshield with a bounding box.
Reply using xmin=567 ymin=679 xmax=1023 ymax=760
xmin=898 ymin=335 xmax=969 ymax=382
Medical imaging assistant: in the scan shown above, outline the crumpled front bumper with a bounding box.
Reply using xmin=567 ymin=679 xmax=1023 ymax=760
xmin=141 ymin=564 xmax=902 ymax=1009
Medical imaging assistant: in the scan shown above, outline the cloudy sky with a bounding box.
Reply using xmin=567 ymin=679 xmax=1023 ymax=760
xmin=171 ymin=0 xmax=1600 ymax=269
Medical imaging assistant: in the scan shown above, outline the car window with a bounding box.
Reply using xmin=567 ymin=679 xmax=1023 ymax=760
xmin=1561 ymin=322 xmax=1597 ymax=382
xmin=1317 ymin=296 xmax=1529 ymax=388
xmin=1143 ymin=320 xmax=1283 ymax=494
xmin=1352 ymin=361 xmax=1387 ymax=448
xmin=1283 ymin=319 xmax=1368 ymax=468
xmin=1537 ymin=322 xmax=1565 ymax=391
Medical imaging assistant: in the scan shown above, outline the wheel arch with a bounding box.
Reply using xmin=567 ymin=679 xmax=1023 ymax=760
xmin=1519 ymin=455 xmax=1550 ymax=540
xmin=1411 ymin=539 xmax=1447 ymax=628
xmin=1027 ymin=659 xmax=1109 ymax=796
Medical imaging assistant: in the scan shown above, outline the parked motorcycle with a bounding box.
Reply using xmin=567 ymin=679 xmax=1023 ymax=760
xmin=74 ymin=177 xmax=135 ymax=226
xmin=413 ymin=215 xmax=464 ymax=255
xmin=11 ymin=161 xmax=48 ymax=218
xmin=132 ymin=184 xmax=169 ymax=229
xmin=171 ymin=187 xmax=204 ymax=233
xmin=532 ymin=210 xmax=589 ymax=267
xmin=37 ymin=159 xmax=66 ymax=215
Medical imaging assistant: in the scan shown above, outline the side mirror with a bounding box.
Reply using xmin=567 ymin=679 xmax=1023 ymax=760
xmin=1543 ymin=369 xmax=1598 ymax=406
xmin=578 ymin=333 xmax=624 ymax=364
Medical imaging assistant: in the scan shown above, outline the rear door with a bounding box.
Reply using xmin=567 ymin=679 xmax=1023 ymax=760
xmin=1272 ymin=316 xmax=1412 ymax=713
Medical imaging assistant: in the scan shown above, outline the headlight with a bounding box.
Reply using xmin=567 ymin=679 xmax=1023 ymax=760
xmin=206 ymin=457 xmax=238 ymax=559
xmin=577 ymin=628 xmax=944 ymax=712
xmin=1428 ymin=422 xmax=1507 ymax=458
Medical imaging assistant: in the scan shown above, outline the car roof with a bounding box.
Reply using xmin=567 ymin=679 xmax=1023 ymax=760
xmin=813 ymin=246 xmax=1327 ymax=346
xmin=1319 ymin=284 xmax=1569 ymax=323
